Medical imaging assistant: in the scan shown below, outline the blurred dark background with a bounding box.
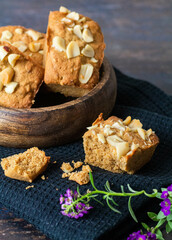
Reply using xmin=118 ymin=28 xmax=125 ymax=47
xmin=0 ymin=0 xmax=171 ymax=94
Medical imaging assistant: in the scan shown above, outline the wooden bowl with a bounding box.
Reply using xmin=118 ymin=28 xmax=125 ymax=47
xmin=0 ymin=57 xmax=117 ymax=148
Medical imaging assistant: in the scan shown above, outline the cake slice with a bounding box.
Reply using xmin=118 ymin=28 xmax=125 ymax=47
xmin=0 ymin=42 xmax=44 ymax=108
xmin=0 ymin=26 xmax=45 ymax=66
xmin=44 ymin=6 xmax=105 ymax=97
xmin=1 ymin=147 xmax=50 ymax=182
xmin=83 ymin=114 xmax=159 ymax=174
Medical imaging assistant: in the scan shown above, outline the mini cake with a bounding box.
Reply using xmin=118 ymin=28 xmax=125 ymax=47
xmin=44 ymin=6 xmax=105 ymax=97
xmin=83 ymin=114 xmax=159 ymax=174
xmin=0 ymin=26 xmax=45 ymax=66
xmin=1 ymin=147 xmax=50 ymax=182
xmin=0 ymin=42 xmax=44 ymax=108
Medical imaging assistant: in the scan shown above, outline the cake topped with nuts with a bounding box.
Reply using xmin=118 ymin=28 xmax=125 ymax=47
xmin=0 ymin=26 xmax=45 ymax=66
xmin=0 ymin=42 xmax=44 ymax=108
xmin=83 ymin=114 xmax=159 ymax=174
xmin=44 ymin=6 xmax=106 ymax=97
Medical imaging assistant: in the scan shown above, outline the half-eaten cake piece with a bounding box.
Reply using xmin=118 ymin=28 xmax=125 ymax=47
xmin=1 ymin=147 xmax=50 ymax=182
xmin=83 ymin=114 xmax=159 ymax=174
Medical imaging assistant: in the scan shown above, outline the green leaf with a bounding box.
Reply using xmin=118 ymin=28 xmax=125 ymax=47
xmin=156 ymin=229 xmax=165 ymax=240
xmin=141 ymin=222 xmax=150 ymax=231
xmin=109 ymin=197 xmax=119 ymax=206
xmin=157 ymin=211 xmax=166 ymax=220
xmin=156 ymin=193 xmax=163 ymax=199
xmin=167 ymin=214 xmax=172 ymax=221
xmin=92 ymin=197 xmax=104 ymax=206
xmin=161 ymin=188 xmax=167 ymax=192
xmin=105 ymin=181 xmax=113 ymax=193
xmin=147 ymin=212 xmax=158 ymax=221
xmin=77 ymin=185 xmax=81 ymax=196
xmin=127 ymin=184 xmax=137 ymax=193
xmin=106 ymin=197 xmax=121 ymax=214
xmin=166 ymin=222 xmax=172 ymax=233
xmin=155 ymin=219 xmax=166 ymax=229
xmin=128 ymin=196 xmax=138 ymax=222
xmin=168 ymin=220 xmax=172 ymax=229
xmin=89 ymin=171 xmax=97 ymax=190
xmin=121 ymin=185 xmax=125 ymax=193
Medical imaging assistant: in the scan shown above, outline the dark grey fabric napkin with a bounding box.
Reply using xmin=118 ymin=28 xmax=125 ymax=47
xmin=0 ymin=68 xmax=172 ymax=240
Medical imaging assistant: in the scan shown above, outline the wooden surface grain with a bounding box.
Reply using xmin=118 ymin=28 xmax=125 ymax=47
xmin=0 ymin=0 xmax=172 ymax=239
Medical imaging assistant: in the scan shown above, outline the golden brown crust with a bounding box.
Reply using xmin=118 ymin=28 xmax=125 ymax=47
xmin=0 ymin=26 xmax=45 ymax=66
xmin=83 ymin=115 xmax=159 ymax=174
xmin=44 ymin=10 xmax=105 ymax=97
xmin=1 ymin=147 xmax=50 ymax=182
xmin=0 ymin=42 xmax=44 ymax=108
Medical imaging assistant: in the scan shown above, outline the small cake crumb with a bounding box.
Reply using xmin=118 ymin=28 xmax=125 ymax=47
xmin=72 ymin=160 xmax=83 ymax=169
xmin=53 ymin=161 xmax=57 ymax=164
xmin=61 ymin=162 xmax=74 ymax=173
xmin=69 ymin=171 xmax=90 ymax=185
xmin=25 ymin=185 xmax=34 ymax=190
xmin=41 ymin=175 xmax=45 ymax=180
xmin=82 ymin=165 xmax=92 ymax=172
xmin=62 ymin=172 xmax=70 ymax=178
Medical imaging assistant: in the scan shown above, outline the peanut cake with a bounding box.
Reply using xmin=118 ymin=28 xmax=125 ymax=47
xmin=83 ymin=114 xmax=159 ymax=174
xmin=44 ymin=6 xmax=105 ymax=97
xmin=0 ymin=26 xmax=45 ymax=66
xmin=1 ymin=147 xmax=50 ymax=182
xmin=0 ymin=42 xmax=44 ymax=108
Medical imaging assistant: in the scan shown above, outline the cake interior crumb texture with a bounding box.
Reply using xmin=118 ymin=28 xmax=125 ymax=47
xmin=83 ymin=114 xmax=159 ymax=174
xmin=1 ymin=147 xmax=50 ymax=182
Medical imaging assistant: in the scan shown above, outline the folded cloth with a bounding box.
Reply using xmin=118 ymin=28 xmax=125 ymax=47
xmin=0 ymin=67 xmax=172 ymax=240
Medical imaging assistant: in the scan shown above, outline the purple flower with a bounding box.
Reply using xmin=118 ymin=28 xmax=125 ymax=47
xmin=59 ymin=188 xmax=93 ymax=219
xmin=147 ymin=232 xmax=157 ymax=240
xmin=167 ymin=184 xmax=172 ymax=191
xmin=59 ymin=194 xmax=64 ymax=204
xmin=161 ymin=208 xmax=171 ymax=216
xmin=160 ymin=198 xmax=171 ymax=209
xmin=137 ymin=235 xmax=146 ymax=240
xmin=127 ymin=231 xmax=157 ymax=240
xmin=161 ymin=191 xmax=169 ymax=199
xmin=127 ymin=230 xmax=141 ymax=240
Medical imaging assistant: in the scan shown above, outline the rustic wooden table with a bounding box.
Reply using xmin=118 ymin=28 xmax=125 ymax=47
xmin=0 ymin=0 xmax=172 ymax=239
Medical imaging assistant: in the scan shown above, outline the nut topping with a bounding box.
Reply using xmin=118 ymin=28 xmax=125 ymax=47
xmin=8 ymin=54 xmax=20 ymax=67
xmin=26 ymin=30 xmax=42 ymax=41
xmin=13 ymin=41 xmax=28 ymax=52
xmin=15 ymin=28 xmax=23 ymax=34
xmin=78 ymin=17 xmax=86 ymax=23
xmin=0 ymin=67 xmax=14 ymax=85
xmin=97 ymin=133 xmax=106 ymax=144
xmin=81 ymin=44 xmax=94 ymax=57
xmin=73 ymin=25 xmax=82 ymax=39
xmin=146 ymin=128 xmax=153 ymax=137
xmin=59 ymin=6 xmax=70 ymax=13
xmin=1 ymin=30 xmax=13 ymax=40
xmin=0 ymin=46 xmax=9 ymax=61
xmin=61 ymin=17 xmax=72 ymax=23
xmin=137 ymin=128 xmax=146 ymax=140
xmin=128 ymin=119 xmax=143 ymax=129
xmin=5 ymin=81 xmax=18 ymax=94
xmin=52 ymin=36 xmax=66 ymax=52
xmin=66 ymin=12 xmax=79 ymax=21
xmin=38 ymin=50 xmax=44 ymax=55
xmin=66 ymin=41 xmax=80 ymax=59
xmin=29 ymin=42 xmax=41 ymax=52
xmin=82 ymin=29 xmax=93 ymax=42
xmin=79 ymin=63 xmax=93 ymax=84
xmin=90 ymin=57 xmax=98 ymax=63
xmin=123 ymin=116 xmax=131 ymax=125
xmin=107 ymin=137 xmax=130 ymax=160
